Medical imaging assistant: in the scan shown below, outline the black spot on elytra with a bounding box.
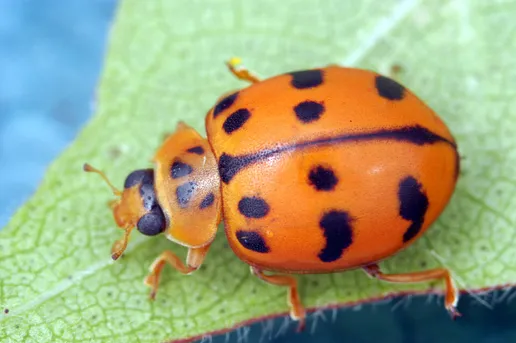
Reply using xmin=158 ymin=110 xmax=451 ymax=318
xmin=223 ymin=109 xmax=251 ymax=134
xmin=375 ymin=75 xmax=405 ymax=101
xmin=124 ymin=169 xmax=154 ymax=189
xmin=294 ymin=101 xmax=325 ymax=123
xmin=187 ymin=146 xmax=204 ymax=155
xmin=236 ymin=230 xmax=270 ymax=253
xmin=386 ymin=126 xmax=447 ymax=145
xmin=176 ymin=181 xmax=197 ymax=208
xmin=219 ymin=153 xmax=250 ymax=184
xmin=213 ymin=91 xmax=239 ymax=117
xmin=308 ymin=165 xmax=338 ymax=191
xmin=398 ymin=176 xmax=429 ymax=242
xmin=199 ymin=192 xmax=215 ymax=209
xmin=318 ymin=210 xmax=353 ymax=262
xmin=238 ymin=196 xmax=270 ymax=218
xmin=171 ymin=160 xmax=193 ymax=179
xmin=290 ymin=69 xmax=323 ymax=89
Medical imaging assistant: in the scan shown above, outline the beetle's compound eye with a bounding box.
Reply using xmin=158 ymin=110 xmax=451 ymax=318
xmin=137 ymin=208 xmax=166 ymax=236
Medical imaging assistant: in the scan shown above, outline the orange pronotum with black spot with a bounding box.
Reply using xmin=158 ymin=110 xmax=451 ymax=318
xmin=84 ymin=59 xmax=461 ymax=330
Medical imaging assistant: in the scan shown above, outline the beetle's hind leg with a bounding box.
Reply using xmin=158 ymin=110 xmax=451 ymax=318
xmin=226 ymin=57 xmax=261 ymax=83
xmin=251 ymin=266 xmax=306 ymax=332
xmin=363 ymin=263 xmax=460 ymax=319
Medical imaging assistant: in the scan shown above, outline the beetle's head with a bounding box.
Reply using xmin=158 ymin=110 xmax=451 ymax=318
xmin=83 ymin=164 xmax=166 ymax=260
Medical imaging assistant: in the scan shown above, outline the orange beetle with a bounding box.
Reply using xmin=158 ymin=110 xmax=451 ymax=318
xmin=85 ymin=58 xmax=460 ymax=330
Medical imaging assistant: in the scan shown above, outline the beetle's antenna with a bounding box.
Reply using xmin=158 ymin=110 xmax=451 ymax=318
xmin=83 ymin=163 xmax=122 ymax=196
xmin=111 ymin=226 xmax=133 ymax=260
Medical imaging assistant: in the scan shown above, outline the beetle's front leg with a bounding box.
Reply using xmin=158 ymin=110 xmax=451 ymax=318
xmin=144 ymin=244 xmax=211 ymax=299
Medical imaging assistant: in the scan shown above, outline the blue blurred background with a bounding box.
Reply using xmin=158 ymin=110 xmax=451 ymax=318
xmin=1 ymin=1 xmax=515 ymax=342
xmin=0 ymin=0 xmax=116 ymax=226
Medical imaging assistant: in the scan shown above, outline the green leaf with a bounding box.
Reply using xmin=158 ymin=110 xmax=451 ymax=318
xmin=1 ymin=0 xmax=515 ymax=342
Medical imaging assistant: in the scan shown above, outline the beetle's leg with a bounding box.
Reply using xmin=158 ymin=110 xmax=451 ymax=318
xmin=363 ymin=263 xmax=460 ymax=319
xmin=111 ymin=225 xmax=133 ymax=260
xmin=226 ymin=57 xmax=260 ymax=83
xmin=251 ymin=266 xmax=306 ymax=331
xmin=144 ymin=244 xmax=211 ymax=299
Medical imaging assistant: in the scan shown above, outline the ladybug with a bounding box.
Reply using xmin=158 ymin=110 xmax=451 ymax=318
xmin=85 ymin=57 xmax=460 ymax=330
